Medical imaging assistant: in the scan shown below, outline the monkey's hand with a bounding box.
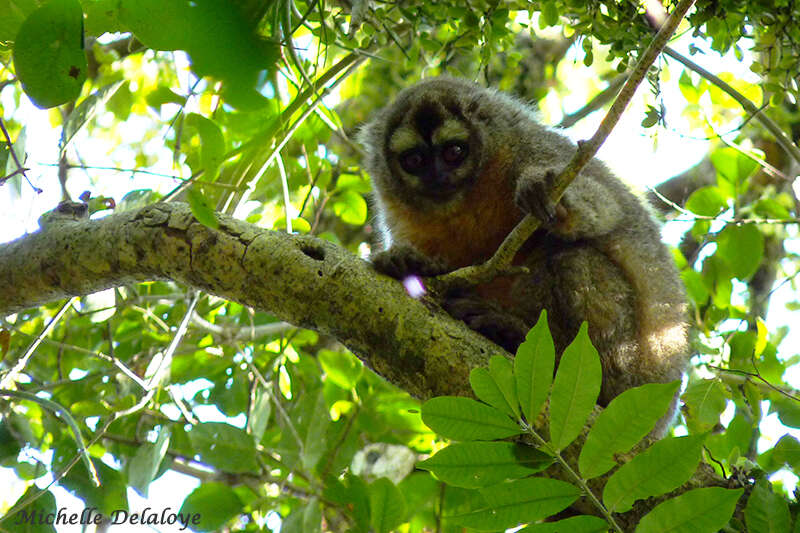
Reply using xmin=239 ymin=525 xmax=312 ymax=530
xmin=513 ymin=168 xmax=568 ymax=227
xmin=443 ymin=292 xmax=529 ymax=353
xmin=515 ymin=165 xmax=623 ymax=238
xmin=372 ymin=244 xmax=450 ymax=279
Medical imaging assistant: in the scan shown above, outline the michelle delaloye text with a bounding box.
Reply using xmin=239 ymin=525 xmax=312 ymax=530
xmin=14 ymin=506 xmax=201 ymax=530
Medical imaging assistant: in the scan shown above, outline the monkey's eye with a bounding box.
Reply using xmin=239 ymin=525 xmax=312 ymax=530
xmin=399 ymin=148 xmax=427 ymax=174
xmin=441 ymin=142 xmax=468 ymax=166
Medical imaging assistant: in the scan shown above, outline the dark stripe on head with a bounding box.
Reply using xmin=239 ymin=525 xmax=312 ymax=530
xmin=414 ymin=103 xmax=442 ymax=140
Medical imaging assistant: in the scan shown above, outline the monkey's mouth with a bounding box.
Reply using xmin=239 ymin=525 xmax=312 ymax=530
xmin=416 ymin=182 xmax=462 ymax=201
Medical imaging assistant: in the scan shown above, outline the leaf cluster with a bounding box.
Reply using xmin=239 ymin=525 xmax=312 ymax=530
xmin=420 ymin=312 xmax=747 ymax=531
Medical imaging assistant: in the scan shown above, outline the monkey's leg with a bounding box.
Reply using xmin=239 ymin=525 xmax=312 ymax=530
xmin=442 ymin=290 xmax=531 ymax=353
xmin=548 ymin=246 xmax=641 ymax=405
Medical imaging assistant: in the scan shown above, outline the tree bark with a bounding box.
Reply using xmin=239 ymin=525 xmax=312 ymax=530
xmin=0 ymin=202 xmax=504 ymax=399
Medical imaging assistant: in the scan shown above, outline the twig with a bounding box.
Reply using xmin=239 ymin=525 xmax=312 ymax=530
xmin=663 ymin=46 xmax=800 ymax=167
xmin=707 ymin=365 xmax=800 ymax=402
xmin=0 ymin=389 xmax=100 ymax=486
xmin=0 ymin=400 xmax=143 ymax=524
xmin=220 ymin=53 xmax=367 ymax=214
xmin=557 ymin=74 xmax=627 ymax=129
xmin=435 ymin=0 xmax=697 ymax=290
xmin=38 ymin=163 xmax=239 ymax=189
xmin=524 ymin=422 xmax=624 ymax=532
xmin=276 ymin=154 xmax=293 ymax=233
xmin=190 ymin=312 xmax=293 ymax=341
xmin=0 ymin=117 xmax=39 ymax=193
xmin=0 ymin=298 xmax=75 ymax=389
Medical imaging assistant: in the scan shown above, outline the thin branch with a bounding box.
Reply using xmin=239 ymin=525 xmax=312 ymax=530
xmin=663 ymin=46 xmax=800 ymax=167
xmin=0 ymin=400 xmax=123 ymax=524
xmin=221 ymin=52 xmax=367 ymax=213
xmin=707 ymin=365 xmax=800 ymax=403
xmin=435 ymin=0 xmax=697 ymax=289
xmin=0 ymin=389 xmax=100 ymax=486
xmin=276 ymin=153 xmax=293 ymax=234
xmin=0 ymin=117 xmax=39 ymax=193
xmin=524 ymin=422 xmax=623 ymax=532
xmin=557 ymin=74 xmax=627 ymax=129
xmin=190 ymin=312 xmax=293 ymax=341
xmin=647 ymin=184 xmax=799 ymax=225
xmin=0 ymin=298 xmax=75 ymax=389
xmin=38 ymin=163 xmax=240 ymax=189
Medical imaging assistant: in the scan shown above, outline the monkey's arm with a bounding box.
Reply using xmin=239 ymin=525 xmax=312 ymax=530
xmin=514 ymin=162 xmax=625 ymax=240
xmin=371 ymin=243 xmax=450 ymax=279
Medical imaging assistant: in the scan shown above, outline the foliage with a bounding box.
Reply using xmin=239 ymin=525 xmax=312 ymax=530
xmin=419 ymin=316 xmax=744 ymax=530
xmin=1 ymin=0 xmax=800 ymax=531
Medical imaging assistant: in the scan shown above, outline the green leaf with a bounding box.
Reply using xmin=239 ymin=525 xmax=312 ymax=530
xmin=450 ymin=477 xmax=580 ymax=530
xmin=641 ymin=106 xmax=659 ymax=128
xmin=417 ymin=441 xmax=552 ymax=488
xmin=294 ymin=387 xmax=331 ymax=470
xmin=681 ymin=269 xmax=710 ymax=305
xmin=678 ymin=70 xmax=699 ymax=104
xmin=186 ymin=186 xmax=220 ymax=229
xmin=771 ymin=434 xmax=800 ymax=471
xmin=470 ymin=367 xmax=515 ymax=417
xmin=0 ymin=0 xmax=37 ymax=42
xmin=519 ymin=515 xmax=609 ymax=532
xmin=489 ymin=356 xmax=520 ymax=418
xmin=333 ymin=190 xmax=368 ymax=225
xmin=514 ymin=310 xmax=555 ymax=424
xmin=323 ymin=475 xmax=370 ymax=532
xmin=682 ymin=379 xmax=728 ymax=431
xmin=179 ymin=482 xmax=243 ymax=532
xmin=541 ymin=1 xmax=559 ymax=26
xmin=188 ymin=422 xmax=258 ymax=473
xmin=745 ymin=478 xmax=791 ymax=533
xmin=716 ymin=223 xmax=764 ymax=280
xmin=118 ymin=0 xmax=191 ymax=50
xmin=185 ymin=113 xmax=225 ymax=180
xmin=282 ymin=499 xmax=322 ymax=533
xmin=83 ymin=0 xmax=123 ymax=35
xmin=319 ymin=349 xmax=363 ymax=389
xmin=580 ymin=381 xmax=680 ymax=479
xmin=421 ymin=397 xmax=522 ymax=441
xmin=146 ymin=85 xmax=186 ymax=108
xmin=604 ymin=434 xmax=706 ymax=513
xmin=246 ymin=387 xmax=271 ymax=442
xmin=62 ymin=81 xmax=124 ymax=151
xmin=711 ymin=147 xmax=758 ymax=188
xmin=369 ymin=478 xmax=406 ymax=533
xmin=0 ymin=420 xmax=22 ymax=462
xmin=549 ymin=323 xmax=602 ymax=450
xmin=6 ymin=487 xmax=57 ymax=533
xmin=685 ymin=186 xmax=728 ymax=217
xmin=128 ymin=426 xmax=171 ymax=497
xmin=635 ymin=487 xmax=743 ymax=533
xmin=55 ymin=443 xmax=128 ymax=516
xmin=12 ymin=0 xmax=87 ymax=108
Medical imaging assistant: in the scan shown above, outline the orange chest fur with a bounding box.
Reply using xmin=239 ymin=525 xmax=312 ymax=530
xmin=384 ymin=154 xmax=522 ymax=269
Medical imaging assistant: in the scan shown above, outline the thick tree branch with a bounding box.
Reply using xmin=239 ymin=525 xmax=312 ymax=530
xmin=0 ymin=202 xmax=503 ymax=399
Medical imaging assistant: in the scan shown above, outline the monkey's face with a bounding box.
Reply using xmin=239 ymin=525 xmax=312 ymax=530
xmin=372 ymin=80 xmax=488 ymax=205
